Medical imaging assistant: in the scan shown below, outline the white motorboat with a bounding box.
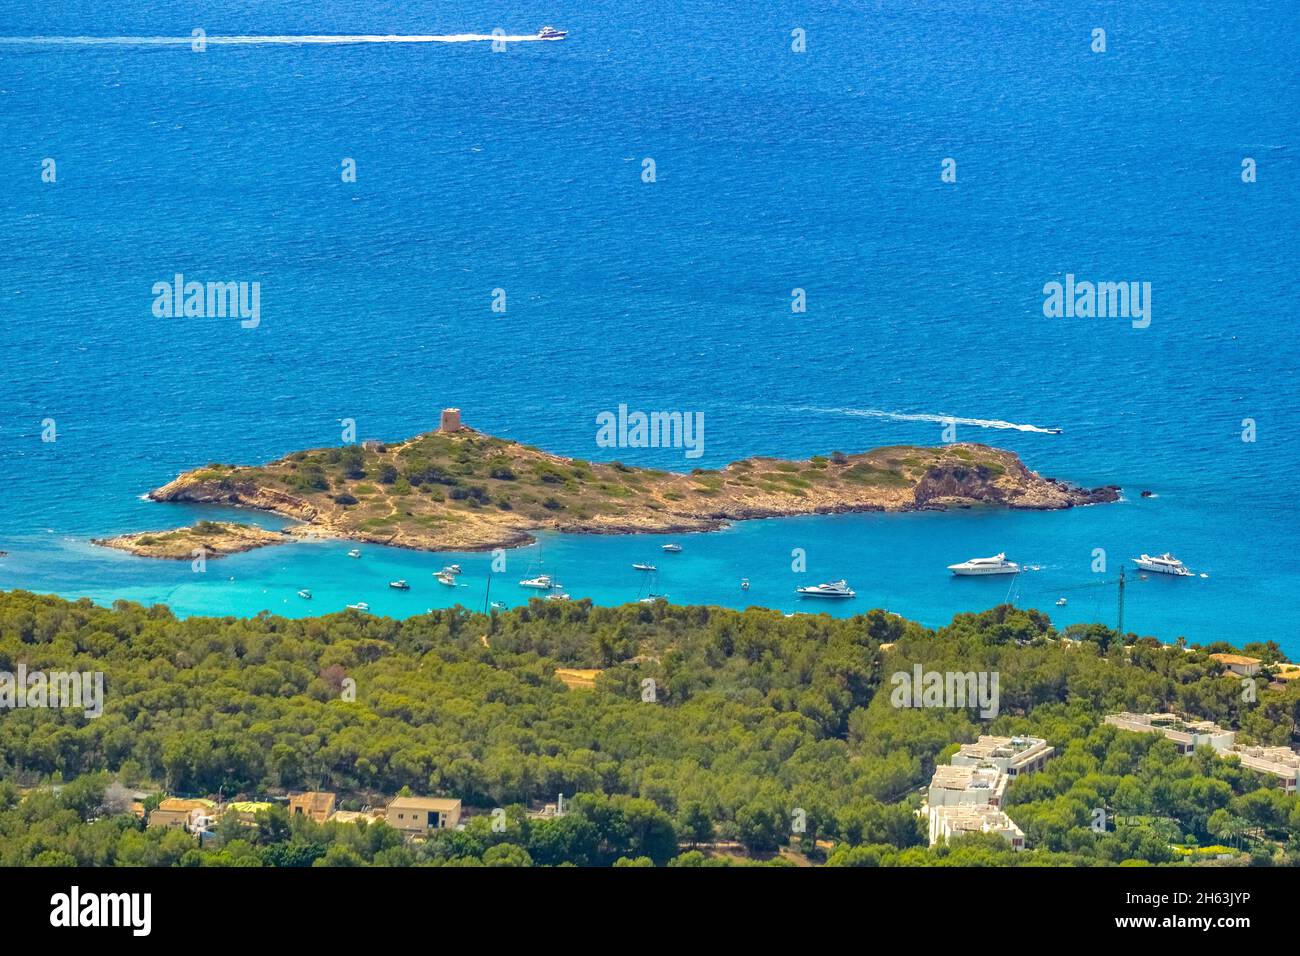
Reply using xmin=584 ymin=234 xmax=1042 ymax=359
xmin=947 ymin=553 xmax=1021 ymax=576
xmin=1055 ymin=597 xmax=1067 ymax=607
xmin=389 ymin=580 xmax=410 ymax=591
xmin=795 ymin=579 xmax=856 ymax=598
xmin=537 ymin=25 xmax=567 ymax=40
xmin=347 ymin=549 xmax=362 ymax=559
xmin=346 ymin=602 xmax=370 ymax=612
xmin=633 ymin=563 xmax=657 ymax=572
xmin=297 ymin=589 xmax=312 ymax=600
xmin=520 ymin=574 xmax=556 ymax=589
xmin=661 ymin=543 xmax=682 ymax=553
xmin=435 ymin=572 xmax=458 ymax=587
xmin=1132 ymin=553 xmax=1192 ymax=576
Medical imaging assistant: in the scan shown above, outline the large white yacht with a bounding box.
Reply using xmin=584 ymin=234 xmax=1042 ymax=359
xmin=519 ymin=574 xmax=556 ymax=589
xmin=947 ymin=553 xmax=1021 ymax=576
xmin=1133 ymin=553 xmax=1192 ymax=576
xmin=795 ymin=579 xmax=856 ymax=598
xmin=537 ymin=26 xmax=567 ymax=40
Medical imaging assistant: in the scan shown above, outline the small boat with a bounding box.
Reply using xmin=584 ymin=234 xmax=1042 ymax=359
xmin=490 ymin=601 xmax=508 ymax=611
xmin=796 ymin=579 xmax=856 ymax=599
xmin=1055 ymin=597 xmax=1067 ymax=607
xmin=1132 ymin=553 xmax=1193 ymax=576
xmin=546 ymin=592 xmax=570 ymax=602
xmin=389 ymin=580 xmax=410 ymax=591
xmin=520 ymin=574 xmax=555 ymax=589
xmin=638 ymin=593 xmax=668 ymax=604
xmin=537 ymin=25 xmax=567 ymax=40
xmin=740 ymin=578 xmax=750 ymax=591
xmin=947 ymin=553 xmax=1020 ymax=576
xmin=633 ymin=563 xmax=657 ymax=572
xmin=347 ymin=548 xmax=362 ymax=559
xmin=661 ymin=543 xmax=682 ymax=553
xmin=435 ymin=572 xmax=458 ymax=587
xmin=441 ymin=564 xmax=462 ymax=576
xmin=297 ymin=589 xmax=312 ymax=600
xmin=346 ymin=602 xmax=370 ymax=612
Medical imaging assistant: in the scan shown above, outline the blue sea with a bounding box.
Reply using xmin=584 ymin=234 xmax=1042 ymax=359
xmin=1 ymin=1 xmax=1296 ymax=650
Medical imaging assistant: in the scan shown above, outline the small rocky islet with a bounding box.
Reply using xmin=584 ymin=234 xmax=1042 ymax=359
xmin=125 ymin=415 xmax=1118 ymax=555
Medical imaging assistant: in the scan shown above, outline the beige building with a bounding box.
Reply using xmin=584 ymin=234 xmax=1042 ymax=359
xmin=927 ymin=764 xmax=1009 ymax=809
xmin=951 ymin=735 xmax=1054 ymax=777
xmin=1104 ymin=712 xmax=1235 ymax=754
xmin=1209 ymin=653 xmax=1262 ymax=677
xmin=147 ymin=797 xmax=216 ymax=830
xmin=386 ymin=796 xmax=462 ymax=835
xmin=928 ymin=805 xmax=1026 ymax=850
xmin=288 ymin=791 xmax=337 ymax=824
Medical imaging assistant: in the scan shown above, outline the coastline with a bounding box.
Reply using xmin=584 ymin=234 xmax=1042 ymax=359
xmin=142 ymin=424 xmax=1120 ymax=554
xmin=92 ymin=521 xmax=289 ymax=560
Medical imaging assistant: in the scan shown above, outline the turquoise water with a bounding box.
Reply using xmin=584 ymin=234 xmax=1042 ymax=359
xmin=0 ymin=1 xmax=1296 ymax=649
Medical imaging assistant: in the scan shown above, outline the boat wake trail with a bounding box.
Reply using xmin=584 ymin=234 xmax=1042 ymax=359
xmin=0 ymin=34 xmax=550 ymax=46
xmin=788 ymin=405 xmax=1061 ymax=434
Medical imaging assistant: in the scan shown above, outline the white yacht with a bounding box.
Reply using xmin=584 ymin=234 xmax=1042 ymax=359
xmin=796 ymin=579 xmax=856 ymax=598
xmin=537 ymin=26 xmax=567 ymax=40
xmin=346 ymin=602 xmax=370 ymax=612
xmin=632 ymin=563 xmax=657 ymax=572
xmin=661 ymin=543 xmax=682 ymax=553
xmin=388 ymin=579 xmax=410 ymax=591
xmin=435 ymin=571 xmax=458 ymax=587
xmin=347 ymin=548 xmax=361 ymax=559
xmin=1133 ymin=553 xmax=1192 ymax=576
xmin=441 ymin=564 xmax=462 ymax=576
xmin=297 ymin=589 xmax=312 ymax=600
xmin=519 ymin=574 xmax=556 ymax=589
xmin=948 ymin=553 xmax=1020 ymax=576
xmin=546 ymin=591 xmax=570 ymax=602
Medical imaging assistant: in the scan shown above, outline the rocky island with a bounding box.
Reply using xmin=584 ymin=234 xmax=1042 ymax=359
xmin=142 ymin=415 xmax=1119 ymax=553
xmin=93 ymin=521 xmax=288 ymax=560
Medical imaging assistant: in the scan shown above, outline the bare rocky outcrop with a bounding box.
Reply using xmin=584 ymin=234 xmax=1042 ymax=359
xmin=93 ymin=521 xmax=289 ymax=560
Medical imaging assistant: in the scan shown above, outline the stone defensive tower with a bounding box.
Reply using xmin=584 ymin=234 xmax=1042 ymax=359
xmin=439 ymin=408 xmax=463 ymax=433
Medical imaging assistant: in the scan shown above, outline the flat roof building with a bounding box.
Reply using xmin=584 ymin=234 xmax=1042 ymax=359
xmin=928 ymin=805 xmax=1026 ymax=850
xmin=951 ymin=735 xmax=1055 ymax=777
xmin=1231 ymin=746 xmax=1300 ymax=793
xmin=386 ymin=796 xmax=462 ymax=835
xmin=927 ymin=764 xmax=1009 ymax=809
xmin=1104 ymin=712 xmax=1236 ymax=754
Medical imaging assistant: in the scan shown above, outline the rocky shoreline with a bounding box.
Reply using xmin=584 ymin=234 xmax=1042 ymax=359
xmin=143 ymin=425 xmax=1120 ymax=553
xmin=93 ymin=521 xmax=289 ymax=560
